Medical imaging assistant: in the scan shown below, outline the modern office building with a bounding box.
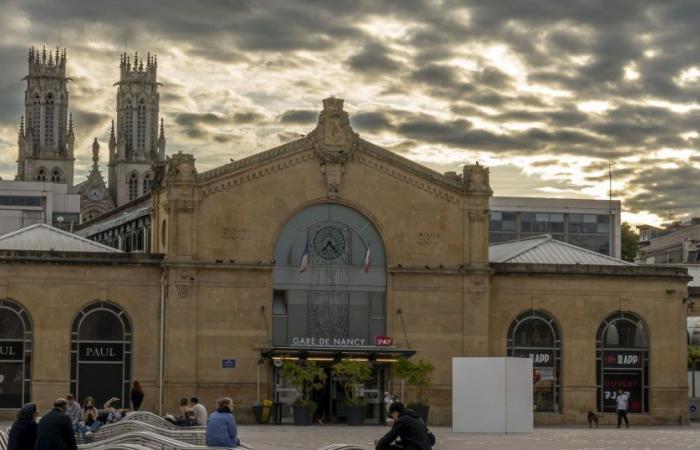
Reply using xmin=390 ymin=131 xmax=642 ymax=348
xmin=489 ymin=196 xmax=622 ymax=258
xmin=0 ymin=180 xmax=80 ymax=234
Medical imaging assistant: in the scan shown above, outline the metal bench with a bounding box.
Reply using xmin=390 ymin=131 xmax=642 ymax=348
xmin=122 ymin=411 xmax=205 ymax=431
xmin=0 ymin=430 xmax=8 ymax=450
xmin=316 ymin=446 xmax=372 ymax=450
xmin=89 ymin=420 xmax=206 ymax=444
xmin=77 ymin=430 xmax=250 ymax=450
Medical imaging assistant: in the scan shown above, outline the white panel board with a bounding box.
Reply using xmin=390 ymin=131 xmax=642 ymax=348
xmin=452 ymin=357 xmax=533 ymax=433
xmin=506 ymin=357 xmax=534 ymax=433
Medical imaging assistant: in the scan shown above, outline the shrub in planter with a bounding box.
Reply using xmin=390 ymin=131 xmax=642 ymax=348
xmin=333 ymin=359 xmax=373 ymax=425
xmin=394 ymin=357 xmax=435 ymax=423
xmin=280 ymin=360 xmax=326 ymax=425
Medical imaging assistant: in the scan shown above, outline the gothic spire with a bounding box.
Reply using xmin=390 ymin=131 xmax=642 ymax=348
xmin=92 ymin=138 xmax=100 ymax=165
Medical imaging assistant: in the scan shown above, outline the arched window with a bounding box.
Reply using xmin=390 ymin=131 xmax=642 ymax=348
xmin=70 ymin=301 xmax=132 ymax=406
xmin=597 ymin=312 xmax=649 ymax=413
xmin=32 ymin=96 xmax=40 ymax=148
xmin=45 ymin=93 xmax=54 ymax=146
xmin=507 ymin=310 xmax=561 ymax=412
xmin=50 ymin=168 xmax=61 ymax=183
xmin=142 ymin=173 xmax=152 ymax=195
xmin=36 ymin=168 xmax=47 ymax=182
xmin=128 ymin=173 xmax=139 ymax=201
xmin=137 ymin=99 xmax=146 ymax=151
xmin=125 ymin=101 xmax=133 ymax=154
xmin=0 ymin=299 xmax=33 ymax=408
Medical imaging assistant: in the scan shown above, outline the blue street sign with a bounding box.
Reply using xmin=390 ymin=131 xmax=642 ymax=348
xmin=222 ymin=359 xmax=237 ymax=368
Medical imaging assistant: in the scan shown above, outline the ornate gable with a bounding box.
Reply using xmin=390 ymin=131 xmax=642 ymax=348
xmin=80 ymin=138 xmax=115 ymax=222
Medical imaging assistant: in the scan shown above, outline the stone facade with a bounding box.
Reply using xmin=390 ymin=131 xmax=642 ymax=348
xmin=0 ymin=98 xmax=690 ymax=426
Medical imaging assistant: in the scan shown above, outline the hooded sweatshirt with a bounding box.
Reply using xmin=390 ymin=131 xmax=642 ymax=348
xmin=375 ymin=409 xmax=432 ymax=450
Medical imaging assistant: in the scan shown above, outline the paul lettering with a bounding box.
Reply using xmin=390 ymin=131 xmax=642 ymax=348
xmin=0 ymin=345 xmax=17 ymax=356
xmin=85 ymin=346 xmax=116 ymax=358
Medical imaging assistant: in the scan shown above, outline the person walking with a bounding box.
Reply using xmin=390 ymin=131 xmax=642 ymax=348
xmin=36 ymin=398 xmax=77 ymax=450
xmin=616 ymin=389 xmax=630 ymax=428
xmin=376 ymin=402 xmax=433 ymax=450
xmin=206 ymin=397 xmax=239 ymax=448
xmin=7 ymin=403 xmax=38 ymax=450
xmin=190 ymin=396 xmax=208 ymax=426
xmin=130 ymin=381 xmax=145 ymax=411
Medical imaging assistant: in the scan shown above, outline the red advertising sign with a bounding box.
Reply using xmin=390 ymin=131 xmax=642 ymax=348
xmin=602 ymin=350 xmax=643 ymax=369
xmin=375 ymin=336 xmax=393 ymax=346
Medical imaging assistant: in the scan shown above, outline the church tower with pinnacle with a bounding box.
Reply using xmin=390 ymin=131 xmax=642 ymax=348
xmin=108 ymin=52 xmax=166 ymax=207
xmin=16 ymin=46 xmax=75 ymax=185
xmin=79 ymin=137 xmax=115 ymax=221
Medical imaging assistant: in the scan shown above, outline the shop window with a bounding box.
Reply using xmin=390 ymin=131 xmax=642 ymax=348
xmin=71 ymin=301 xmax=132 ymax=407
xmin=507 ymin=310 xmax=561 ymax=412
xmin=596 ymin=312 xmax=649 ymax=413
xmin=0 ymin=299 xmax=32 ymax=409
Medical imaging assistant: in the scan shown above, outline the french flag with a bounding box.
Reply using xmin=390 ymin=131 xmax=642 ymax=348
xmin=362 ymin=240 xmax=371 ymax=273
xmin=298 ymin=240 xmax=309 ymax=273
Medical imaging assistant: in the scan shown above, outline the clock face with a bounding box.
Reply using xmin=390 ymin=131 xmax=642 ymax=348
xmin=313 ymin=226 xmax=346 ymax=260
xmin=88 ymin=188 xmax=102 ymax=201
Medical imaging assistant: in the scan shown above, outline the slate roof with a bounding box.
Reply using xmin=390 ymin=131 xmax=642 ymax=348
xmin=0 ymin=223 xmax=120 ymax=252
xmin=489 ymin=234 xmax=633 ymax=266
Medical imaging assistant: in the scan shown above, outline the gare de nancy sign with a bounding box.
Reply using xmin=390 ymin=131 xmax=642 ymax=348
xmin=291 ymin=336 xmax=394 ymax=347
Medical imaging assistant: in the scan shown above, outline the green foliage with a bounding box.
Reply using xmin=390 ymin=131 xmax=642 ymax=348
xmin=280 ymin=360 xmax=327 ymax=405
xmin=393 ymin=357 xmax=435 ymax=406
xmin=621 ymin=222 xmax=639 ymax=262
xmin=688 ymin=346 xmax=700 ymax=368
xmin=333 ymin=359 xmax=373 ymax=406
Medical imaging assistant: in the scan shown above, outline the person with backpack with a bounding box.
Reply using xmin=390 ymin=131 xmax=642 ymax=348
xmin=376 ymin=402 xmax=434 ymax=450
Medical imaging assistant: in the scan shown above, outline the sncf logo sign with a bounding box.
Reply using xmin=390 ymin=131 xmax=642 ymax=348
xmin=375 ymin=336 xmax=393 ymax=346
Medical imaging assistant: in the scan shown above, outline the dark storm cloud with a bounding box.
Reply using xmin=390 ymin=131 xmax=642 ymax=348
xmin=279 ymin=109 xmax=317 ymax=124
xmin=346 ymin=41 xmax=402 ymax=75
xmin=625 ymin=166 xmax=700 ymax=215
xmin=351 ymin=112 xmax=394 ymax=133
xmin=0 ymin=45 xmax=29 ymax=123
xmin=233 ymin=112 xmax=265 ymax=124
xmin=174 ymin=112 xmax=229 ymax=139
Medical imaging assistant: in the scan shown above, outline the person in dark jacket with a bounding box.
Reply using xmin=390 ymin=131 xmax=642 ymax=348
xmin=130 ymin=380 xmax=145 ymax=411
xmin=36 ymin=398 xmax=77 ymax=450
xmin=376 ymin=402 xmax=432 ymax=450
xmin=7 ymin=403 xmax=38 ymax=450
xmin=206 ymin=397 xmax=239 ymax=448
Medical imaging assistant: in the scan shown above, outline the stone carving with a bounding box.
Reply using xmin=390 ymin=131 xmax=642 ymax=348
xmin=308 ymin=97 xmax=359 ymax=198
xmin=462 ymin=163 xmax=492 ymax=195
xmin=164 ymin=151 xmax=197 ymax=183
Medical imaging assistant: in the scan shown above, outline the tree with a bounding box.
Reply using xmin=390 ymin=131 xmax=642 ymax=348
xmin=394 ymin=357 xmax=435 ymax=406
xmin=621 ymin=221 xmax=639 ymax=262
xmin=333 ymin=359 xmax=373 ymax=406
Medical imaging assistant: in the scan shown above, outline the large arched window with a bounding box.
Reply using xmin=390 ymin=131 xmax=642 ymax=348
xmin=128 ymin=173 xmax=139 ymax=201
xmin=142 ymin=173 xmax=153 ymax=195
xmin=50 ymin=168 xmax=61 ymax=183
xmin=507 ymin=310 xmax=561 ymax=412
xmin=137 ymin=99 xmax=146 ymax=151
xmin=45 ymin=93 xmax=54 ymax=146
xmin=32 ymin=95 xmax=40 ymax=148
xmin=70 ymin=301 xmax=132 ymax=407
xmin=36 ymin=168 xmax=47 ymax=182
xmin=125 ymin=101 xmax=133 ymax=154
xmin=0 ymin=299 xmax=32 ymax=409
xmin=597 ymin=311 xmax=649 ymax=413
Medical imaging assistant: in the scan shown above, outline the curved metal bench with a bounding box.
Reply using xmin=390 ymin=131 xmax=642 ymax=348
xmin=0 ymin=430 xmax=8 ymax=450
xmin=89 ymin=420 xmax=207 ymax=445
xmin=122 ymin=411 xmax=205 ymax=431
xmin=77 ymin=430 xmax=250 ymax=450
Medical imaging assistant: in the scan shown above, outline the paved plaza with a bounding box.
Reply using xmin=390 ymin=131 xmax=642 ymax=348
xmin=235 ymin=424 xmax=700 ymax=450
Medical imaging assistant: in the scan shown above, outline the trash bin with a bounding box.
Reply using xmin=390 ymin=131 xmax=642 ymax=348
xmin=252 ymin=399 xmax=273 ymax=424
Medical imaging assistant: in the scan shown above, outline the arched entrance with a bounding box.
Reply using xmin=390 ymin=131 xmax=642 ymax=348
xmin=269 ymin=203 xmax=397 ymax=424
xmin=507 ymin=310 xmax=561 ymax=412
xmin=70 ymin=301 xmax=132 ymax=407
xmin=596 ymin=311 xmax=649 ymax=413
xmin=0 ymin=299 xmax=32 ymax=409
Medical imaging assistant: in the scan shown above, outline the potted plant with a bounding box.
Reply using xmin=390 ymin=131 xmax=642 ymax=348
xmin=280 ymin=360 xmax=327 ymax=425
xmin=333 ymin=359 xmax=374 ymax=426
xmin=394 ymin=357 xmax=435 ymax=423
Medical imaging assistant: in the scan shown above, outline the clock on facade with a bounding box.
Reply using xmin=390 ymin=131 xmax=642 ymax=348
xmin=88 ymin=188 xmax=102 ymax=201
xmin=313 ymin=226 xmax=346 ymax=260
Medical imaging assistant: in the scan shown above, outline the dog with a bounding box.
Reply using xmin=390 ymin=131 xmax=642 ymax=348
xmin=587 ymin=411 xmax=599 ymax=428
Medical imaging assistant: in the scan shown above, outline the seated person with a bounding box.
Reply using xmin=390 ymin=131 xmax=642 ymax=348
xmin=165 ymin=397 xmax=196 ymax=426
xmin=206 ymin=397 xmax=239 ymax=448
xmin=375 ymin=402 xmax=433 ymax=450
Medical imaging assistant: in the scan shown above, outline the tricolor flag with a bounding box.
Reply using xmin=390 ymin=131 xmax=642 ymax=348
xmin=362 ymin=240 xmax=371 ymax=273
xmin=298 ymin=240 xmax=309 ymax=273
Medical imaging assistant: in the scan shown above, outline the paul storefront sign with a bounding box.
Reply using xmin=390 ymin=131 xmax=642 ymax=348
xmin=79 ymin=343 xmax=123 ymax=362
xmin=0 ymin=342 xmax=22 ymax=360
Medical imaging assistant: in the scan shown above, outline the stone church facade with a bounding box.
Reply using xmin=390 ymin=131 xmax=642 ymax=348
xmin=13 ymin=47 xmax=165 ymax=221
xmin=0 ymin=96 xmax=689 ymax=426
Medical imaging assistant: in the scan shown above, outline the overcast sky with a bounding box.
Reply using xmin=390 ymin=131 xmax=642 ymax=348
xmin=3 ymin=1 xmax=700 ymax=225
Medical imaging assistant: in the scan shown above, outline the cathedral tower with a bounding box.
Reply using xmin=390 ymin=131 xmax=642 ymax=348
xmin=108 ymin=52 xmax=166 ymax=206
xmin=16 ymin=46 xmax=75 ymax=185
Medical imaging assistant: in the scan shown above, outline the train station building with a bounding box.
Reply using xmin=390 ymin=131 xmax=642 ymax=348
xmin=0 ymin=98 xmax=690 ymax=426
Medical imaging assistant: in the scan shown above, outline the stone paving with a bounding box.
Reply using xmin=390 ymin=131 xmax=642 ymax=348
xmin=4 ymin=421 xmax=700 ymax=449
xmin=236 ymin=424 xmax=700 ymax=450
